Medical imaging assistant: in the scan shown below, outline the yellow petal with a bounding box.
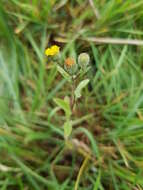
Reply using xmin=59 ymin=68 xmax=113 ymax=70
xmin=45 ymin=45 xmax=60 ymax=56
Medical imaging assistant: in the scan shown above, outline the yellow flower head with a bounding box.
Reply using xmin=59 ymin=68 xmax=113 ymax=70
xmin=45 ymin=45 xmax=60 ymax=56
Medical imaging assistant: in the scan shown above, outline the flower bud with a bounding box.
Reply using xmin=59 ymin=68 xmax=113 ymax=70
xmin=64 ymin=57 xmax=78 ymax=75
xmin=78 ymin=53 xmax=90 ymax=70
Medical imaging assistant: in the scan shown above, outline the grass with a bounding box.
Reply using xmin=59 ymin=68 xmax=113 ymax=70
xmin=0 ymin=0 xmax=143 ymax=189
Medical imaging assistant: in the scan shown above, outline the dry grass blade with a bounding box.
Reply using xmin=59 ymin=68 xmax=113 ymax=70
xmin=74 ymin=155 xmax=89 ymax=190
xmin=0 ymin=164 xmax=20 ymax=172
xmin=85 ymin=37 xmax=143 ymax=46
xmin=88 ymin=0 xmax=100 ymax=19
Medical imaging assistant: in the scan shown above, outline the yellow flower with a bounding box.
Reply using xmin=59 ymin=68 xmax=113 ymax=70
xmin=45 ymin=45 xmax=60 ymax=56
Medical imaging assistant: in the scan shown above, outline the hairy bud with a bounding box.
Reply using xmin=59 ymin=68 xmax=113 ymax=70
xmin=78 ymin=53 xmax=90 ymax=70
xmin=64 ymin=57 xmax=78 ymax=75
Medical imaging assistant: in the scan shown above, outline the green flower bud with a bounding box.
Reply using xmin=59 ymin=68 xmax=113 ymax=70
xmin=64 ymin=57 xmax=78 ymax=75
xmin=78 ymin=53 xmax=90 ymax=70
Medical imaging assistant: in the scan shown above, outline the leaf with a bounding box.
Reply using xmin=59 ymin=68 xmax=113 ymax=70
xmin=64 ymin=120 xmax=72 ymax=139
xmin=57 ymin=65 xmax=71 ymax=82
xmin=74 ymin=79 xmax=89 ymax=99
xmin=54 ymin=98 xmax=71 ymax=118
xmin=64 ymin=96 xmax=70 ymax=105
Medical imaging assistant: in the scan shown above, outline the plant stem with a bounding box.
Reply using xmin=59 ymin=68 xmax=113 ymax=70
xmin=71 ymin=76 xmax=76 ymax=112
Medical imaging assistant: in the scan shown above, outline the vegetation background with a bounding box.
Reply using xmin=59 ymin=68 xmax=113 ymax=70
xmin=0 ymin=0 xmax=143 ymax=189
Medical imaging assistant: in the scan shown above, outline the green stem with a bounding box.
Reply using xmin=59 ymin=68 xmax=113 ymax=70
xmin=71 ymin=76 xmax=76 ymax=112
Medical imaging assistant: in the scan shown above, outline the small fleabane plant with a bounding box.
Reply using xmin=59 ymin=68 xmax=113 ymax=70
xmin=45 ymin=45 xmax=90 ymax=140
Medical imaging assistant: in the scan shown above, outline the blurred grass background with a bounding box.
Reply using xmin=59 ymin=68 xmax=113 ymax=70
xmin=0 ymin=0 xmax=143 ymax=189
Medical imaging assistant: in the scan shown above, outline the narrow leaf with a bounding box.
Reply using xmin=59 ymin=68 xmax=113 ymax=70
xmin=75 ymin=79 xmax=89 ymax=99
xmin=54 ymin=98 xmax=71 ymax=118
xmin=57 ymin=65 xmax=71 ymax=82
